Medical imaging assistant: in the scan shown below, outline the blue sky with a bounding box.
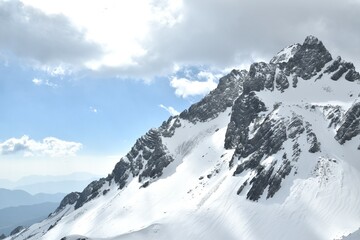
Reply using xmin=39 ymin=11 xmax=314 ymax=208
xmin=0 ymin=53 xmax=219 ymax=179
xmin=1 ymin=0 xmax=359 ymax=180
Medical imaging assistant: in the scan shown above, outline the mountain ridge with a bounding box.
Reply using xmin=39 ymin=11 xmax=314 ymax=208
xmin=8 ymin=36 xmax=360 ymax=240
xmin=0 ymin=188 xmax=64 ymax=209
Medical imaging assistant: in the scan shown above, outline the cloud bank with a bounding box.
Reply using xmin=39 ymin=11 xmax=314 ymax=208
xmin=2 ymin=0 xmax=360 ymax=77
xmin=104 ymin=0 xmax=360 ymax=77
xmin=0 ymin=0 xmax=102 ymax=67
xmin=0 ymin=135 xmax=82 ymax=157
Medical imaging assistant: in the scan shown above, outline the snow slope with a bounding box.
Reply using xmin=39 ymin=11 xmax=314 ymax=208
xmin=7 ymin=36 xmax=360 ymax=240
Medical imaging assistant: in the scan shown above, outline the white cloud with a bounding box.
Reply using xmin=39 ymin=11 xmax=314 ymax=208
xmin=0 ymin=135 xmax=82 ymax=157
xmin=0 ymin=1 xmax=102 ymax=68
xmin=159 ymin=104 xmax=179 ymax=116
xmin=2 ymin=0 xmax=359 ymax=78
xmin=32 ymin=78 xmax=58 ymax=88
xmin=32 ymin=78 xmax=42 ymax=85
xmin=170 ymin=70 xmax=219 ymax=98
xmin=89 ymin=106 xmax=98 ymax=113
xmin=19 ymin=0 xmax=181 ymax=71
xmin=170 ymin=77 xmax=217 ymax=98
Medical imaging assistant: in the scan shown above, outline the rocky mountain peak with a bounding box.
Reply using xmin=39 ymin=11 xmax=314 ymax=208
xmin=303 ymin=35 xmax=321 ymax=45
xmin=179 ymin=69 xmax=247 ymax=123
xmin=284 ymin=35 xmax=332 ymax=79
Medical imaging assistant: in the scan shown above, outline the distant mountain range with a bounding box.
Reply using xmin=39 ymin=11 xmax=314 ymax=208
xmin=0 ymin=188 xmax=64 ymax=209
xmin=0 ymin=202 xmax=58 ymax=236
xmin=0 ymin=172 xmax=100 ymax=194
xmin=0 ymin=172 xmax=101 ymax=237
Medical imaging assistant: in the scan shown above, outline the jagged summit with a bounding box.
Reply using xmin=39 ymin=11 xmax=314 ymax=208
xmin=303 ymin=35 xmax=321 ymax=45
xmin=180 ymin=69 xmax=247 ymax=123
xmin=9 ymin=36 xmax=360 ymax=240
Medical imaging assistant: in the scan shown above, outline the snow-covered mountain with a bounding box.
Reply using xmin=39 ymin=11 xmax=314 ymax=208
xmin=8 ymin=36 xmax=360 ymax=240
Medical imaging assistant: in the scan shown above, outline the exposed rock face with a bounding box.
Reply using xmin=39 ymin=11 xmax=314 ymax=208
xmin=287 ymin=114 xmax=305 ymax=139
xmin=284 ymin=35 xmax=332 ymax=80
xmin=180 ymin=69 xmax=247 ymax=122
xmin=223 ymin=36 xmax=343 ymax=201
xmin=111 ymin=160 xmax=131 ymax=189
xmin=245 ymin=62 xmax=275 ymax=92
xmin=135 ymin=129 xmax=174 ymax=183
xmin=335 ymin=102 xmax=360 ymax=144
xmin=275 ymin=70 xmax=289 ymax=92
xmin=160 ymin=116 xmax=181 ymax=138
xmin=55 ymin=192 xmax=80 ymax=212
xmin=75 ymin=179 xmax=107 ymax=209
xmin=110 ymin=128 xmax=174 ymax=189
xmin=305 ymin=122 xmax=321 ymax=153
xmin=325 ymin=57 xmax=360 ymax=82
xmin=231 ymin=115 xmax=288 ymax=174
xmin=10 ymin=226 xmax=25 ymax=236
xmin=225 ymin=92 xmax=267 ymax=149
xmin=323 ymin=105 xmax=344 ymax=128
xmin=229 ymin=98 xmax=324 ymax=200
xmin=63 ymin=127 xmax=175 ymax=210
xmin=0 ymin=234 xmax=6 ymax=240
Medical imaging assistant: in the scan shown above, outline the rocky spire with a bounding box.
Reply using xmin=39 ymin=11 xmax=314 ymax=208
xmin=284 ymin=35 xmax=333 ymax=79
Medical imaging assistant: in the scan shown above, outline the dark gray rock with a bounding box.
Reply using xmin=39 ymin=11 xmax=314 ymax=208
xmin=287 ymin=115 xmax=305 ymax=139
xmin=241 ymin=119 xmax=287 ymax=159
xmin=331 ymin=66 xmax=349 ymax=81
xmin=323 ymin=105 xmax=343 ymax=128
xmin=345 ymin=69 xmax=360 ymax=82
xmin=292 ymin=142 xmax=301 ymax=163
xmin=137 ymin=132 xmax=173 ymax=182
xmin=324 ymin=56 xmax=360 ymax=81
xmin=75 ymin=178 xmax=107 ymax=209
xmin=335 ymin=102 xmax=360 ymax=144
xmin=10 ymin=226 xmax=25 ymax=236
xmin=180 ymin=69 xmax=246 ymax=123
xmin=0 ymin=234 xmax=6 ymax=239
xmin=55 ymin=192 xmax=80 ymax=213
xmin=324 ymin=56 xmax=341 ymax=73
xmin=160 ymin=116 xmax=181 ymax=138
xmin=244 ymin=62 xmax=275 ymax=92
xmin=224 ymin=92 xmax=267 ymax=149
xmin=267 ymin=158 xmax=292 ymax=199
xmin=236 ymin=180 xmax=248 ymax=195
xmin=233 ymin=152 xmax=264 ymax=175
xmin=292 ymin=75 xmax=298 ymax=88
xmin=111 ymin=160 xmax=131 ymax=189
xmin=247 ymin=162 xmax=275 ymax=201
xmin=111 ymin=128 xmax=174 ymax=186
xmin=284 ymin=35 xmax=332 ymax=80
xmin=305 ymin=122 xmax=321 ymax=153
xmin=275 ymin=71 xmax=289 ymax=92
xmin=230 ymin=106 xmax=322 ymax=200
xmin=231 ymin=116 xmax=289 ymax=200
